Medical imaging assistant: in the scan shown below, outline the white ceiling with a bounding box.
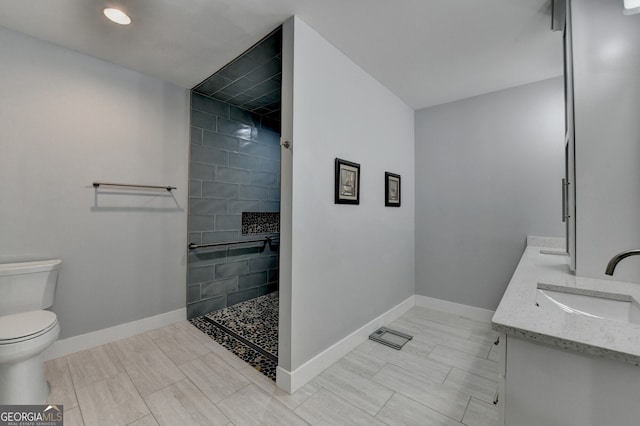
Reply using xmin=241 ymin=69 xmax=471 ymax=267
xmin=0 ymin=0 xmax=562 ymax=110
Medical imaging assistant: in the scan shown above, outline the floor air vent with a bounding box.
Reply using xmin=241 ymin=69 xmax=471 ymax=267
xmin=369 ymin=327 xmax=413 ymax=350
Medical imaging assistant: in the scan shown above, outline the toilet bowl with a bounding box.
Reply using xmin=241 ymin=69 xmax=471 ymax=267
xmin=0 ymin=260 xmax=62 ymax=404
xmin=0 ymin=311 xmax=60 ymax=404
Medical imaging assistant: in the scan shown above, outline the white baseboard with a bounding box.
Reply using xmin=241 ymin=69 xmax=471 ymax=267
xmin=414 ymin=295 xmax=494 ymax=323
xmin=44 ymin=308 xmax=186 ymax=361
xmin=276 ymin=366 xmax=292 ymax=393
xmin=276 ymin=295 xmax=416 ymax=393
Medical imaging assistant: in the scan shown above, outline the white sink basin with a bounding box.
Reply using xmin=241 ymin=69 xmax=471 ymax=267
xmin=536 ymin=283 xmax=640 ymax=324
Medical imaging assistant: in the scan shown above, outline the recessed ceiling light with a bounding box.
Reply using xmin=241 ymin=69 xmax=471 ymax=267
xmin=103 ymin=8 xmax=131 ymax=25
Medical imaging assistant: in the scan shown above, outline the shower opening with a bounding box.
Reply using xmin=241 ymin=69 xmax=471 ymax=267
xmin=186 ymin=27 xmax=282 ymax=380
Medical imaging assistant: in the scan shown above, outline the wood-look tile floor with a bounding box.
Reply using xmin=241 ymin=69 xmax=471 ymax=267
xmin=46 ymin=306 xmax=500 ymax=425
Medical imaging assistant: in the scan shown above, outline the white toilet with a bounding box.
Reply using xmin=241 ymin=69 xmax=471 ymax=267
xmin=0 ymin=259 xmax=61 ymax=404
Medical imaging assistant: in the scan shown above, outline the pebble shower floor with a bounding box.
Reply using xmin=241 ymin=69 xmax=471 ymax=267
xmin=190 ymin=291 xmax=279 ymax=381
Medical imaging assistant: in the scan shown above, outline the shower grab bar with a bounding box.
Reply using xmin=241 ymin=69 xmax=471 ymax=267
xmin=93 ymin=182 xmax=176 ymax=191
xmin=188 ymin=236 xmax=279 ymax=251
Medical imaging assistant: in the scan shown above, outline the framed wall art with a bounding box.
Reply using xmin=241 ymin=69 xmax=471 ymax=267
xmin=335 ymin=158 xmax=360 ymax=204
xmin=385 ymin=172 xmax=401 ymax=207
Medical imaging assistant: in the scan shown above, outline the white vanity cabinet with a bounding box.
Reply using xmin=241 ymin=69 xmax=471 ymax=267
xmin=493 ymin=245 xmax=640 ymax=425
xmin=494 ymin=332 xmax=506 ymax=425
xmin=501 ymin=335 xmax=640 ymax=426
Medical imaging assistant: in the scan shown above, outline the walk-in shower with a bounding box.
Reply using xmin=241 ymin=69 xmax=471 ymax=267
xmin=187 ymin=27 xmax=282 ymax=380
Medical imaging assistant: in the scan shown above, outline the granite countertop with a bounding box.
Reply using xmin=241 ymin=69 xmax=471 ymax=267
xmin=492 ymin=237 xmax=640 ymax=366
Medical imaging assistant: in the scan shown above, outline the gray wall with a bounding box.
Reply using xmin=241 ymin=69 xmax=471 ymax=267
xmin=415 ymin=77 xmax=564 ymax=310
xmin=285 ymin=17 xmax=415 ymax=371
xmin=0 ymin=26 xmax=189 ymax=339
xmin=187 ymin=92 xmax=280 ymax=318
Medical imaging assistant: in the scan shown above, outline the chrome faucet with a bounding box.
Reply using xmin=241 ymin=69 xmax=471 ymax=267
xmin=605 ymin=249 xmax=640 ymax=275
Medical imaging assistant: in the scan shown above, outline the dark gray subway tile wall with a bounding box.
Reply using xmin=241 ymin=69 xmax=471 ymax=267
xmin=193 ymin=27 xmax=282 ymax=136
xmin=187 ymin=90 xmax=280 ymax=319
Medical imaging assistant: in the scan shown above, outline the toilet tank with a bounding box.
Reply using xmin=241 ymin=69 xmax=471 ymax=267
xmin=0 ymin=259 xmax=62 ymax=316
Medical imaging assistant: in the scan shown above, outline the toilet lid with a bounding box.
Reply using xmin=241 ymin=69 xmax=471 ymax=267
xmin=0 ymin=310 xmax=57 ymax=341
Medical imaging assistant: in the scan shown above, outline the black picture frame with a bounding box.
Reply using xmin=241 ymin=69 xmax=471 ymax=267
xmin=385 ymin=172 xmax=401 ymax=207
xmin=335 ymin=158 xmax=360 ymax=205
